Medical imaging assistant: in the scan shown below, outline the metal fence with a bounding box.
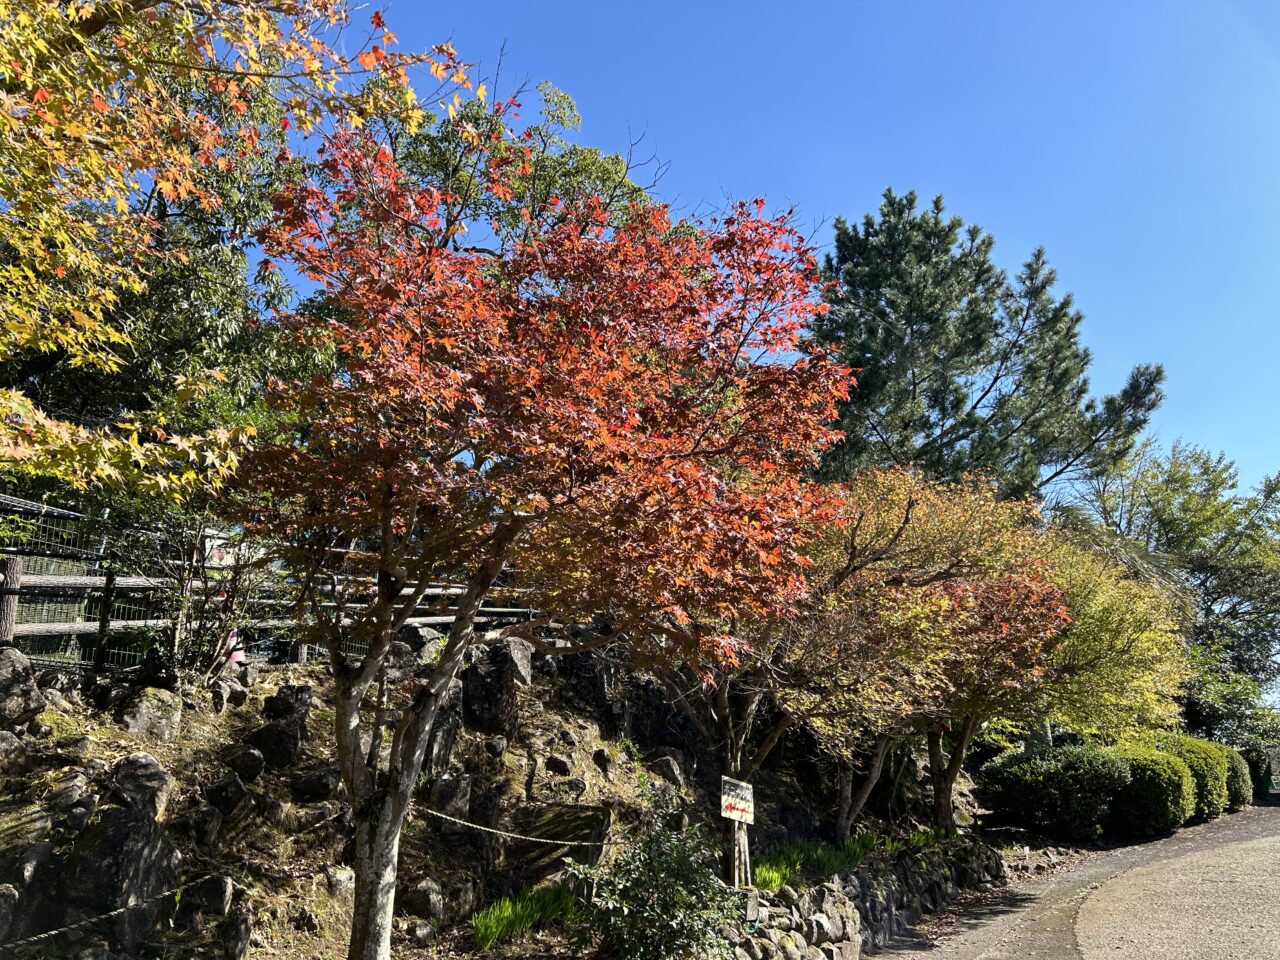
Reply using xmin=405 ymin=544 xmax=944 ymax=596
xmin=0 ymin=495 xmax=162 ymax=670
xmin=0 ymin=494 xmax=540 ymax=675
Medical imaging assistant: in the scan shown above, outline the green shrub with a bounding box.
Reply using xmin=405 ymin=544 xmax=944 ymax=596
xmin=1145 ymin=733 xmax=1229 ymax=820
xmin=565 ymin=822 xmax=739 ymax=960
xmin=1240 ymin=745 xmax=1274 ymax=803
xmin=471 ymin=883 xmax=578 ymax=950
xmin=753 ymin=829 xmax=957 ymax=890
xmin=981 ymin=744 xmax=1131 ymax=841
xmin=1106 ymin=746 xmax=1195 ymax=836
xmin=1211 ymin=744 xmax=1253 ymax=810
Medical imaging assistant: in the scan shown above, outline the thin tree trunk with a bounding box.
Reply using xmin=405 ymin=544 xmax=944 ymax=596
xmin=339 ymin=519 xmax=524 ymax=960
xmin=347 ymin=810 xmax=401 ymax=960
xmin=928 ymin=715 xmax=978 ymax=829
xmin=835 ymin=734 xmax=893 ymax=843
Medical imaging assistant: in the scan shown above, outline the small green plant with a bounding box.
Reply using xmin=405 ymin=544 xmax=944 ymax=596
xmin=752 ymin=828 xmax=958 ymax=890
xmin=565 ymin=820 xmax=739 ymax=960
xmin=471 ymin=883 xmax=578 ymax=950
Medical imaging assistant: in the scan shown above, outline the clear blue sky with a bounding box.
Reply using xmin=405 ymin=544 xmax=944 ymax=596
xmin=391 ymin=1 xmax=1279 ymax=488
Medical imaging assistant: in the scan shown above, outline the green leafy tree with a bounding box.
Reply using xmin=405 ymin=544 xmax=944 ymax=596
xmin=814 ymin=189 xmax=1164 ymax=496
xmin=1071 ymin=441 xmax=1280 ymax=743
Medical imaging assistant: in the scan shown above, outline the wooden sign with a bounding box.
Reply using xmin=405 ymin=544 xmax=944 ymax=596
xmin=720 ymin=776 xmax=754 ymax=824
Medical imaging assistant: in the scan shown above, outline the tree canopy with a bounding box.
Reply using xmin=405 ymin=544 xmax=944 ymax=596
xmin=814 ymin=189 xmax=1165 ymax=497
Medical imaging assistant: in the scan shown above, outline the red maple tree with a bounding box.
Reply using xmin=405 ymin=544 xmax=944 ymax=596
xmin=247 ymin=128 xmax=845 ymax=959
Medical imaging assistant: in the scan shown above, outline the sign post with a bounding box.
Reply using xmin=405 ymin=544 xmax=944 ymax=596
xmin=720 ymin=776 xmax=754 ymax=888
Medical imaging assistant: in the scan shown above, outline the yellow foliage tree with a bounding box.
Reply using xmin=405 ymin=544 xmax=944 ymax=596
xmin=0 ymin=0 xmax=461 ymax=494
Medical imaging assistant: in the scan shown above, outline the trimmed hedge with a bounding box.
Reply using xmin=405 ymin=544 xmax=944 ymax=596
xmin=1106 ymin=746 xmax=1196 ymax=836
xmin=1147 ymin=734 xmax=1229 ymax=821
xmin=1240 ymin=745 xmax=1274 ymax=804
xmin=1211 ymin=744 xmax=1253 ymax=810
xmin=981 ymin=744 xmax=1131 ymax=841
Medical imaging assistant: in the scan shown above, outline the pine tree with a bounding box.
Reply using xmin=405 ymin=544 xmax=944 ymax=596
xmin=814 ymin=189 xmax=1164 ymax=497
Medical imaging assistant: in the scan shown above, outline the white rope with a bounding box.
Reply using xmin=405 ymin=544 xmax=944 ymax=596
xmin=419 ymin=806 xmax=615 ymax=847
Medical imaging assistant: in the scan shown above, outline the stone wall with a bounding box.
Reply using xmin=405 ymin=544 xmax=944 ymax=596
xmin=729 ymin=840 xmax=1007 ymax=959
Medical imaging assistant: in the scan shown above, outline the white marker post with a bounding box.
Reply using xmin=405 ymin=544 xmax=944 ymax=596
xmin=720 ymin=776 xmax=754 ymax=887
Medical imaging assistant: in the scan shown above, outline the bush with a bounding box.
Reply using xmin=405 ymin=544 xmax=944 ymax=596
xmin=981 ymin=744 xmax=1131 ymax=841
xmin=753 ymin=829 xmax=958 ymax=890
xmin=1106 ymin=746 xmax=1195 ymax=836
xmin=564 ymin=822 xmax=740 ymax=960
xmin=1240 ymin=745 xmax=1274 ymax=803
xmin=1145 ymin=733 xmax=1229 ymax=820
xmin=1211 ymin=743 xmax=1253 ymax=810
xmin=471 ymin=884 xmax=578 ymax=950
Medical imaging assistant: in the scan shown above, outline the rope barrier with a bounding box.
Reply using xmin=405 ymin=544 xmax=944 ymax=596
xmin=0 ymin=801 xmax=611 ymax=954
xmin=0 ymin=873 xmax=220 ymax=956
xmin=0 ymin=809 xmax=347 ymax=956
xmin=419 ymin=806 xmax=615 ymax=848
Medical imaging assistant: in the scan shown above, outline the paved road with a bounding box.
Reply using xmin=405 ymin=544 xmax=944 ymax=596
xmin=883 ymin=805 xmax=1280 ymax=960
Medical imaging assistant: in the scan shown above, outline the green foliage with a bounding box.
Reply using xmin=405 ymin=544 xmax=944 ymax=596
xmin=471 ymin=883 xmax=578 ymax=951
xmin=981 ymin=744 xmax=1132 ymax=841
xmin=1069 ymin=442 xmax=1280 ymax=743
xmin=1211 ymin=744 xmax=1253 ymax=810
xmin=1239 ymin=746 xmax=1274 ymax=804
xmin=754 ymin=829 xmax=958 ymax=890
xmin=1106 ymin=746 xmax=1196 ymax=836
xmin=814 ymin=189 xmax=1163 ymax=496
xmin=564 ymin=822 xmax=739 ymax=960
xmin=1141 ymin=733 xmax=1229 ymax=821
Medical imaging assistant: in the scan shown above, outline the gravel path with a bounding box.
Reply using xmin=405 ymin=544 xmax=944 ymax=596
xmin=881 ymin=805 xmax=1280 ymax=960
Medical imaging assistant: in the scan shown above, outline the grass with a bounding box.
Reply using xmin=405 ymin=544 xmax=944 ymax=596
xmin=754 ymin=827 xmax=960 ymax=890
xmin=471 ymin=883 xmax=579 ymax=950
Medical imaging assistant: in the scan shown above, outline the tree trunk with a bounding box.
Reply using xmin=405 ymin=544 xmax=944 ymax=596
xmin=928 ymin=716 xmax=978 ymax=829
xmin=347 ymin=811 xmax=401 ymax=960
xmin=835 ymin=734 xmax=893 ymax=843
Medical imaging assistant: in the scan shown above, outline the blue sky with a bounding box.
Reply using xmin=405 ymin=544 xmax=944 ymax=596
xmin=391 ymin=1 xmax=1279 ymax=488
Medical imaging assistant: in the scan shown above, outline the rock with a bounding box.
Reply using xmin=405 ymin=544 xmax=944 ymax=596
xmin=0 ymin=648 xmax=45 ymax=727
xmin=324 ymin=864 xmax=355 ymax=897
xmin=55 ymin=735 xmax=91 ymax=759
xmin=506 ymin=638 xmax=534 ymax=687
xmin=649 ymin=754 xmax=685 ymax=789
xmin=62 ymin=806 xmax=183 ymax=950
xmin=111 ymin=752 xmax=175 ymax=820
xmin=236 ymin=662 xmax=260 ymax=688
xmin=0 ymin=883 xmax=14 ymax=940
xmin=202 ymin=875 xmax=234 ymax=916
xmin=41 ymin=688 xmax=72 ymax=713
xmin=402 ymin=876 xmax=445 ymax=920
xmin=37 ymin=767 xmax=89 ymax=812
xmin=207 ymin=773 xmax=256 ymax=823
xmin=544 ymin=754 xmax=572 ymax=776
xmin=25 ymin=715 xmax=51 ymax=738
xmin=484 ymin=736 xmax=508 ymax=758
xmin=223 ymin=910 xmax=253 ymax=960
xmin=262 ymin=684 xmax=312 ymax=720
xmin=461 ymin=646 xmax=520 ymax=737
xmin=398 ymin=624 xmax=443 ymax=657
xmin=290 ymin=768 xmax=339 ymax=804
xmin=0 ymin=730 xmax=24 ymax=770
xmin=86 ymin=678 xmax=131 ymax=714
xmin=224 ymin=746 xmax=266 ymax=784
xmin=119 ymin=687 xmax=182 ymax=742
xmin=192 ymin=804 xmax=222 ymax=846
xmin=457 ymin=879 xmax=476 ymax=917
xmin=592 ymin=747 xmax=613 ymax=779
xmin=428 ymin=775 xmax=471 ymax=835
xmin=245 ymin=717 xmax=306 ymax=769
xmin=409 ymin=919 xmax=436 ymax=945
